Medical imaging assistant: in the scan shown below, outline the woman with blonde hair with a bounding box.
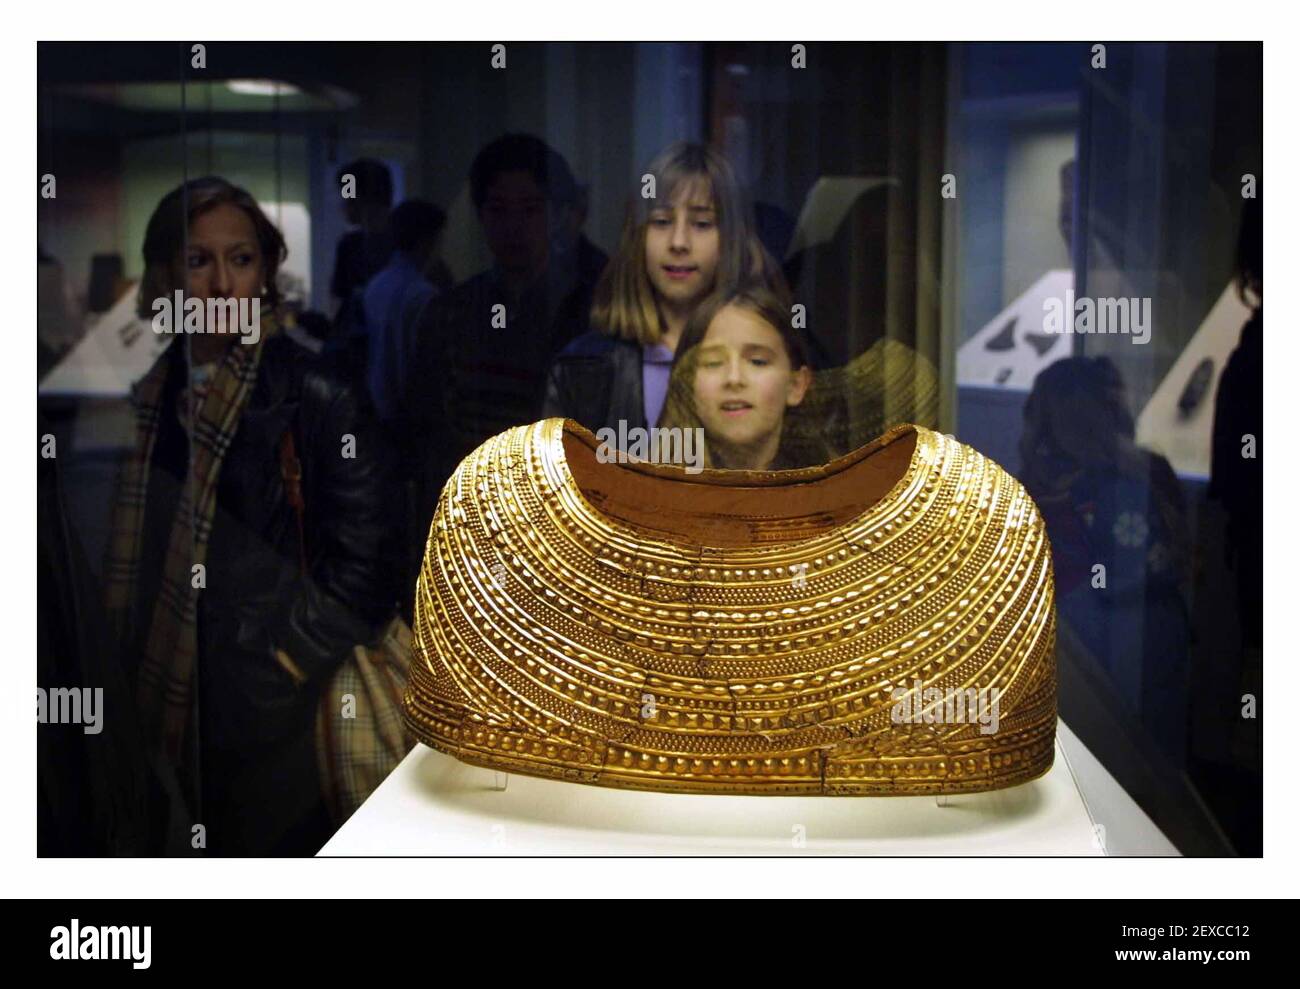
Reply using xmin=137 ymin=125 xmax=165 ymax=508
xmin=542 ymin=142 xmax=785 ymax=434
xmin=104 ymin=175 xmax=403 ymax=855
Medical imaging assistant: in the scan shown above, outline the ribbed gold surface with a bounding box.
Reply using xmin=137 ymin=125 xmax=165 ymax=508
xmin=404 ymin=418 xmax=1057 ymax=795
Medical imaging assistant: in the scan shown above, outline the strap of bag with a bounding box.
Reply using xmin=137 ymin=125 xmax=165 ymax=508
xmin=278 ymin=425 xmax=345 ymax=821
xmin=276 ymin=421 xmax=413 ymax=827
xmin=276 ymin=426 xmax=403 ymax=668
xmin=278 ymin=427 xmax=308 ymax=575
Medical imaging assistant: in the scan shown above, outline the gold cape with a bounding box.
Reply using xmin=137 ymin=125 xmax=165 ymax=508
xmin=404 ymin=418 xmax=1057 ymax=795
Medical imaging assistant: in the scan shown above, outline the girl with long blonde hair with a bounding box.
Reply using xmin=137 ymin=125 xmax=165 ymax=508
xmin=542 ymin=142 xmax=784 ymax=434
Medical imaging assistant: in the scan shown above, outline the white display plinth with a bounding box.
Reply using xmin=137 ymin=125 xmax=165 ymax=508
xmin=320 ymin=719 xmax=1173 ymax=855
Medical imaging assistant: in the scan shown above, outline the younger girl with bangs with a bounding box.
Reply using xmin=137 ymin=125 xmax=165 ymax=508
xmin=542 ymin=141 xmax=785 ymax=434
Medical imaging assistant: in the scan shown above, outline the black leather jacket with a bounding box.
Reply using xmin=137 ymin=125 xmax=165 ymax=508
xmin=541 ymin=330 xmax=648 ymax=434
xmin=135 ymin=331 xmax=404 ymax=756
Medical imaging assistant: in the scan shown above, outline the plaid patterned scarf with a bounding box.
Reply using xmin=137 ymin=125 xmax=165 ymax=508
xmin=105 ymin=315 xmax=279 ymax=776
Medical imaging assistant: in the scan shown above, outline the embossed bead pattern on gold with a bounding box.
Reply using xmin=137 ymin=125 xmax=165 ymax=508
xmin=403 ymin=418 xmax=1057 ymax=795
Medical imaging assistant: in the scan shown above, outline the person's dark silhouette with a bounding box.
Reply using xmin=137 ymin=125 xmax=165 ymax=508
xmin=1208 ymin=195 xmax=1262 ymax=651
xmin=406 ymin=134 xmax=607 ymax=521
xmin=331 ymin=158 xmax=395 ymax=338
xmin=362 ymin=198 xmax=447 ymax=426
xmin=1020 ymin=355 xmax=1191 ymax=766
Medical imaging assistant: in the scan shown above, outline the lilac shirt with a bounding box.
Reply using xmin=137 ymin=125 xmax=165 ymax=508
xmin=641 ymin=341 xmax=675 ymax=428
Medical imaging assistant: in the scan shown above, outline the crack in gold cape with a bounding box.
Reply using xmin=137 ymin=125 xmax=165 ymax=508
xmin=403 ymin=418 xmax=1057 ymax=795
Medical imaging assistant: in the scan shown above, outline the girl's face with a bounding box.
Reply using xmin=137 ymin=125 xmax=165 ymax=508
xmin=692 ymin=304 xmax=811 ymax=462
xmin=644 ymin=178 xmax=720 ymax=310
xmin=183 ymin=202 xmax=265 ymax=304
